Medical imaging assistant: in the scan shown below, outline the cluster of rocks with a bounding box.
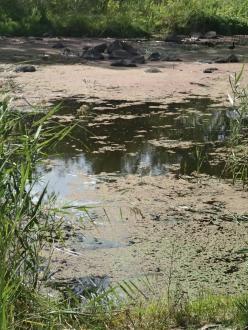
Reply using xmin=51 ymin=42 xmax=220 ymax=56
xmin=80 ymin=40 xmax=145 ymax=67
xmin=56 ymin=39 xmax=182 ymax=67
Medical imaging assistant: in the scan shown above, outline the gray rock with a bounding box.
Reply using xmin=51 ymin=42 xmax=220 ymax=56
xmin=81 ymin=48 xmax=104 ymax=61
xmin=122 ymin=42 xmax=138 ymax=55
xmin=107 ymin=39 xmax=124 ymax=54
xmin=145 ymin=67 xmax=162 ymax=73
xmin=190 ymin=32 xmax=203 ymax=39
xmin=203 ymin=67 xmax=218 ymax=73
xmin=15 ymin=65 xmax=36 ymax=73
xmin=52 ymin=41 xmax=65 ymax=49
xmin=214 ymin=54 xmax=239 ymax=63
xmin=148 ymin=52 xmax=161 ymax=61
xmin=204 ymin=31 xmax=217 ymax=39
xmin=162 ymin=55 xmax=182 ymax=62
xmin=92 ymin=43 xmax=107 ymax=53
xmin=107 ymin=39 xmax=138 ymax=56
xmin=109 ymin=49 xmax=131 ymax=59
xmin=165 ymin=34 xmax=182 ymax=43
xmin=131 ymin=55 xmax=145 ymax=64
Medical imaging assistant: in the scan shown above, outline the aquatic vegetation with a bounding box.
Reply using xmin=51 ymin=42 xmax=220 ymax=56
xmin=225 ymin=66 xmax=248 ymax=187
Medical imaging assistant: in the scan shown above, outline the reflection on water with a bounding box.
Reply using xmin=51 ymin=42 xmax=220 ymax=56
xmin=35 ymin=97 xmax=232 ymax=198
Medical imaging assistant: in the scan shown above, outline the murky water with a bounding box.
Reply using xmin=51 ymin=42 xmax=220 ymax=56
xmin=33 ymin=96 xmax=234 ymax=199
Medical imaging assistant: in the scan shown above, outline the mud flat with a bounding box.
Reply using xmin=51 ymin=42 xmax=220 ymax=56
xmin=48 ymin=173 xmax=248 ymax=296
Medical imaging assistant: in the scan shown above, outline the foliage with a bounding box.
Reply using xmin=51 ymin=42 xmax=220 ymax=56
xmin=1 ymin=0 xmax=248 ymax=37
xmin=224 ymin=67 xmax=248 ymax=187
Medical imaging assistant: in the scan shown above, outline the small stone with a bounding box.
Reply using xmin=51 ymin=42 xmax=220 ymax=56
xmin=15 ymin=65 xmax=36 ymax=73
xmin=52 ymin=41 xmax=65 ymax=49
xmin=145 ymin=67 xmax=162 ymax=73
xmin=203 ymin=67 xmax=218 ymax=73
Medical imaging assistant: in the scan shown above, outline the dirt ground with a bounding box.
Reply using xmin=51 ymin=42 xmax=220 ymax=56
xmin=1 ymin=37 xmax=248 ymax=297
xmin=0 ymin=37 xmax=246 ymax=108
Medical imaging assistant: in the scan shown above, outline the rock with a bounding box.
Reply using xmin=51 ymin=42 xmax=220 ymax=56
xmin=162 ymin=55 xmax=182 ymax=62
xmin=62 ymin=47 xmax=72 ymax=56
xmin=214 ymin=54 xmax=239 ymax=63
xmin=131 ymin=55 xmax=145 ymax=64
xmin=81 ymin=48 xmax=105 ymax=61
xmin=107 ymin=39 xmax=138 ymax=56
xmin=110 ymin=59 xmax=137 ymax=67
xmin=92 ymin=43 xmax=107 ymax=53
xmin=148 ymin=52 xmax=161 ymax=61
xmin=109 ymin=49 xmax=131 ymax=59
xmin=15 ymin=65 xmax=36 ymax=73
xmin=203 ymin=40 xmax=217 ymax=47
xmin=203 ymin=67 xmax=218 ymax=73
xmin=122 ymin=42 xmax=138 ymax=55
xmin=204 ymin=31 xmax=217 ymax=39
xmin=145 ymin=67 xmax=161 ymax=73
xmin=165 ymin=34 xmax=182 ymax=43
xmin=52 ymin=41 xmax=65 ymax=49
xmin=107 ymin=39 xmax=124 ymax=54
xmin=191 ymin=32 xmax=203 ymax=39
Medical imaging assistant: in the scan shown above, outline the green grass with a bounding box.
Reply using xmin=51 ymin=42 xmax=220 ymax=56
xmin=224 ymin=67 xmax=248 ymax=188
xmin=1 ymin=0 xmax=248 ymax=37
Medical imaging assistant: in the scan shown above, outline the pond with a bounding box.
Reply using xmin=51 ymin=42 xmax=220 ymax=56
xmin=34 ymin=96 xmax=232 ymax=200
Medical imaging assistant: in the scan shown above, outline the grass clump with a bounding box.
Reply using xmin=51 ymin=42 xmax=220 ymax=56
xmin=224 ymin=67 xmax=248 ymax=187
xmin=0 ymin=93 xmax=75 ymax=329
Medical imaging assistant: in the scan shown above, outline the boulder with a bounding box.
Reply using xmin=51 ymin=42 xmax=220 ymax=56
xmin=122 ymin=42 xmax=138 ymax=55
xmin=109 ymin=49 xmax=131 ymax=59
xmin=204 ymin=31 xmax=217 ymax=39
xmin=81 ymin=48 xmax=105 ymax=60
xmin=214 ymin=54 xmax=239 ymax=63
xmin=165 ymin=34 xmax=182 ymax=43
xmin=131 ymin=55 xmax=145 ymax=64
xmin=190 ymin=32 xmax=203 ymax=39
xmin=107 ymin=40 xmax=124 ymax=54
xmin=92 ymin=43 xmax=107 ymax=53
xmin=107 ymin=39 xmax=139 ymax=56
xmin=15 ymin=65 xmax=36 ymax=73
xmin=148 ymin=52 xmax=161 ymax=61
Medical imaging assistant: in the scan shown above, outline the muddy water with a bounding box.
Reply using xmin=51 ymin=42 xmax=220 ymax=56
xmin=35 ymin=96 xmax=232 ymax=200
